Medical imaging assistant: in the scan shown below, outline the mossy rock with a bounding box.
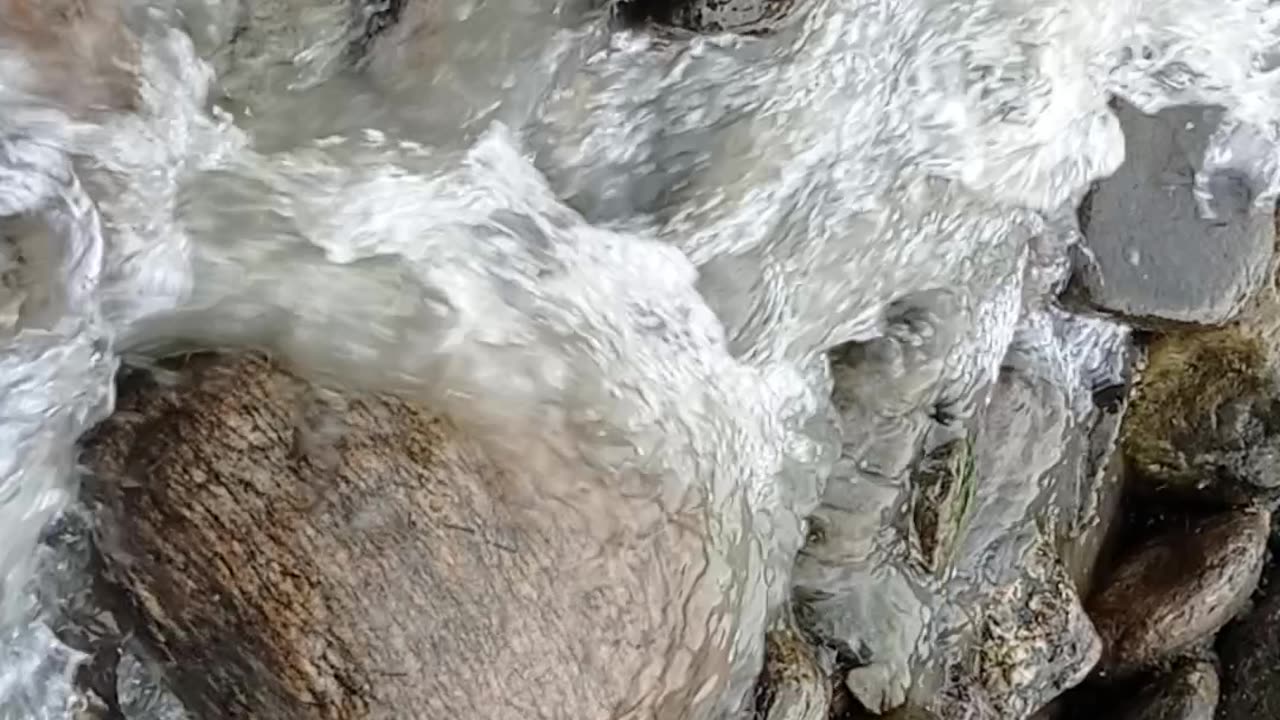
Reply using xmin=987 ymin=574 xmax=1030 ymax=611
xmin=1122 ymin=326 xmax=1280 ymax=503
xmin=907 ymin=434 xmax=978 ymax=577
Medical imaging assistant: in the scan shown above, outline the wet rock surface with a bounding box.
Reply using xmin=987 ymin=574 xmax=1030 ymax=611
xmin=1216 ymin=566 xmax=1280 ymax=720
xmin=617 ymin=0 xmax=796 ymax=34
xmin=803 ymin=313 xmax=1133 ymax=720
xmin=1070 ymin=101 xmax=1275 ymax=327
xmin=10 ymin=5 xmax=1280 ymax=719
xmin=1121 ymin=326 xmax=1280 ymax=504
xmin=930 ymin=535 xmax=1101 ymax=720
xmin=759 ymin=621 xmax=831 ymax=720
xmin=1086 ymin=509 xmax=1268 ymax=675
xmin=1112 ymin=660 xmax=1218 ymax=720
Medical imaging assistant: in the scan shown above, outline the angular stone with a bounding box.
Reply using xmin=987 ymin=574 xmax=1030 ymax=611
xmin=1114 ymin=660 xmax=1218 ymax=720
xmin=1087 ymin=509 xmax=1268 ymax=674
xmin=931 ymin=536 xmax=1100 ymax=720
xmin=1217 ymin=566 xmax=1280 ymax=720
xmin=1122 ymin=326 xmax=1280 ymax=503
xmin=1072 ymin=101 xmax=1274 ymax=327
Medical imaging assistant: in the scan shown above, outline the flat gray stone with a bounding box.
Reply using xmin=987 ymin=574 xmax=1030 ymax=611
xmin=1073 ymin=102 xmax=1274 ymax=327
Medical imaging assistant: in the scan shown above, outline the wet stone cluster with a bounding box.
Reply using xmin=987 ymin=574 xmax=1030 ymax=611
xmin=11 ymin=0 xmax=1280 ymax=717
xmin=785 ymin=101 xmax=1280 ymax=719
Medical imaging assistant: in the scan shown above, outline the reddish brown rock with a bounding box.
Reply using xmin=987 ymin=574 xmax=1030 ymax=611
xmin=0 ymin=0 xmax=140 ymax=114
xmin=1087 ymin=509 xmax=1269 ymax=674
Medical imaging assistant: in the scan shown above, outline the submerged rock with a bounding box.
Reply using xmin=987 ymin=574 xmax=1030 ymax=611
xmin=906 ymin=434 xmax=978 ymax=578
xmin=1087 ymin=509 xmax=1268 ymax=674
xmin=116 ymin=644 xmax=190 ymax=720
xmin=1217 ymin=566 xmax=1280 ymax=720
xmin=931 ymin=536 xmax=1100 ymax=720
xmin=1121 ymin=325 xmax=1280 ymax=503
xmin=758 ymin=622 xmax=830 ymax=720
xmin=1112 ymin=660 xmax=1218 ymax=720
xmin=1071 ymin=101 xmax=1274 ymax=327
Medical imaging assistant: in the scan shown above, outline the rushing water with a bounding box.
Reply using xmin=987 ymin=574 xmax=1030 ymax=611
xmin=1 ymin=0 xmax=1278 ymax=717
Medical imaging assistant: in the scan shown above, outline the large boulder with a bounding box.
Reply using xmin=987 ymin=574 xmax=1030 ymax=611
xmin=79 ymin=353 xmax=751 ymax=720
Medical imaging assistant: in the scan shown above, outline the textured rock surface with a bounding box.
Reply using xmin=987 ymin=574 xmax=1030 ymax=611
xmin=931 ymin=535 xmax=1101 ymax=720
xmin=1121 ymin=325 xmax=1280 ymax=503
xmin=1217 ymin=565 xmax=1280 ymax=720
xmin=656 ymin=0 xmax=795 ymax=33
xmin=1113 ymin=660 xmax=1218 ymax=720
xmin=758 ymin=622 xmax=830 ymax=720
xmin=809 ymin=320 xmax=1131 ymax=720
xmin=79 ymin=354 xmax=744 ymax=720
xmin=1087 ymin=509 xmax=1268 ymax=674
xmin=1072 ymin=101 xmax=1274 ymax=327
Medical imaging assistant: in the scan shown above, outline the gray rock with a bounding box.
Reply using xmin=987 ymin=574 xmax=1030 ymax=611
xmin=1217 ymin=567 xmax=1280 ymax=720
xmin=931 ymin=535 xmax=1101 ymax=720
xmin=1087 ymin=509 xmax=1269 ymax=674
xmin=116 ymin=644 xmax=191 ymax=720
xmin=1072 ymin=101 xmax=1274 ymax=327
xmin=1114 ymin=660 xmax=1218 ymax=720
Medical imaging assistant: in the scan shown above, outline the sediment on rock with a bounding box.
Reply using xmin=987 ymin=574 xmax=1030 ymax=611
xmin=1216 ymin=562 xmax=1280 ymax=720
xmin=79 ymin=353 xmax=740 ymax=720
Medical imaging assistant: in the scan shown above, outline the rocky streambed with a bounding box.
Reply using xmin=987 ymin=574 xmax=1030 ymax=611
xmin=36 ymin=99 xmax=1280 ymax=720
xmin=814 ymin=101 xmax=1280 ymax=719
xmin=8 ymin=1 xmax=1280 ymax=720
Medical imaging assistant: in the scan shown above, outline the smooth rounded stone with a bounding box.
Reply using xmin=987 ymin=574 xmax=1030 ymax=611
xmin=1087 ymin=509 xmax=1269 ymax=674
xmin=1070 ymin=100 xmax=1274 ymax=327
xmin=1112 ymin=660 xmax=1218 ymax=720
xmin=1121 ymin=326 xmax=1280 ymax=503
xmin=1217 ymin=567 xmax=1280 ymax=719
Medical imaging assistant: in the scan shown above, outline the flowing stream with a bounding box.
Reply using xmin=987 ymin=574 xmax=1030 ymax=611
xmin=1 ymin=0 xmax=1279 ymax=717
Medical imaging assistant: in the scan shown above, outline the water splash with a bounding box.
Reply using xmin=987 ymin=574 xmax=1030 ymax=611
xmin=0 ymin=0 xmax=1274 ymax=716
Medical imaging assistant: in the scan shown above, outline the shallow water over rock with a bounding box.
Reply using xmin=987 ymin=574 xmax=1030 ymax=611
xmin=2 ymin=0 xmax=1280 ymax=718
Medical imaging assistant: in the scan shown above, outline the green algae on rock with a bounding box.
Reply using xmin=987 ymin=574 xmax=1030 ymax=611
xmin=1087 ymin=509 xmax=1269 ymax=675
xmin=1121 ymin=325 xmax=1280 ymax=504
xmin=907 ymin=433 xmax=978 ymax=578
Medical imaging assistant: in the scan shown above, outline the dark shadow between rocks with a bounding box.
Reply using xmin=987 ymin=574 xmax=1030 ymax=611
xmin=613 ymin=0 xmax=796 ymax=34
